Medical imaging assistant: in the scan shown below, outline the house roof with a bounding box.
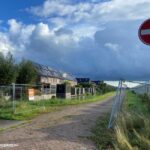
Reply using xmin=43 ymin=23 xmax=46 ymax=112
xmin=32 ymin=62 xmax=76 ymax=81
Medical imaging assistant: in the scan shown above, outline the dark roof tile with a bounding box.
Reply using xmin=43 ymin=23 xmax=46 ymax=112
xmin=32 ymin=62 xmax=76 ymax=81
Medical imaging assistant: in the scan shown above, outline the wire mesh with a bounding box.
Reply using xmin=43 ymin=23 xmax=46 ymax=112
xmin=108 ymin=80 xmax=126 ymax=129
xmin=0 ymin=83 xmax=95 ymax=118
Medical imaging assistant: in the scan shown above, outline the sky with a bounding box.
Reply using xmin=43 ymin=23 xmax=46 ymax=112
xmin=0 ymin=0 xmax=150 ymax=80
xmin=105 ymin=81 xmax=140 ymax=88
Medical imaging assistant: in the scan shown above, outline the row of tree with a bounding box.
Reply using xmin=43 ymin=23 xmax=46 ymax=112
xmin=96 ymin=81 xmax=116 ymax=94
xmin=0 ymin=52 xmax=116 ymax=93
xmin=76 ymin=81 xmax=116 ymax=94
xmin=0 ymin=52 xmax=38 ymax=85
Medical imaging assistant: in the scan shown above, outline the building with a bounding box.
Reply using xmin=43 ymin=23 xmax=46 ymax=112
xmin=76 ymin=78 xmax=96 ymax=95
xmin=31 ymin=62 xmax=77 ymax=100
xmin=76 ymin=78 xmax=90 ymax=84
xmin=92 ymin=80 xmax=101 ymax=85
xmin=33 ymin=62 xmax=77 ymax=85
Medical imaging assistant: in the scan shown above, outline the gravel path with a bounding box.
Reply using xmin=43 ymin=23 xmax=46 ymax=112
xmin=0 ymin=96 xmax=114 ymax=150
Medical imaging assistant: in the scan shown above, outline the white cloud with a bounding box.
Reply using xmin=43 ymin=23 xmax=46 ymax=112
xmin=8 ymin=19 xmax=22 ymax=34
xmin=28 ymin=0 xmax=150 ymax=25
xmin=104 ymin=43 xmax=120 ymax=51
xmin=0 ymin=32 xmax=15 ymax=55
xmin=95 ymin=0 xmax=150 ymax=21
xmin=1 ymin=18 xmax=150 ymax=80
xmin=73 ymin=25 xmax=98 ymax=39
xmin=1 ymin=0 xmax=150 ymax=80
xmin=28 ymin=0 xmax=76 ymax=18
xmin=7 ymin=19 xmax=36 ymax=51
xmin=33 ymin=0 xmax=89 ymax=16
xmin=33 ymin=23 xmax=50 ymax=37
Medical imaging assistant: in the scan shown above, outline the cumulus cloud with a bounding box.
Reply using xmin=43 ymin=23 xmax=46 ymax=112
xmin=0 ymin=32 xmax=15 ymax=55
xmin=1 ymin=0 xmax=150 ymax=80
xmin=104 ymin=43 xmax=120 ymax=52
xmin=55 ymin=28 xmax=73 ymax=36
xmin=8 ymin=19 xmax=22 ymax=34
xmin=28 ymin=0 xmax=150 ymax=24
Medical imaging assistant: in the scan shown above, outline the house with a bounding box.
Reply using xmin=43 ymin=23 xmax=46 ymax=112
xmin=33 ymin=62 xmax=77 ymax=85
xmin=76 ymin=78 xmax=90 ymax=84
xmin=92 ymin=80 xmax=101 ymax=85
xmin=31 ymin=62 xmax=77 ymax=100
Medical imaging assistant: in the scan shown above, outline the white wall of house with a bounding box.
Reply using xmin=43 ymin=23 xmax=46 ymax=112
xmin=40 ymin=76 xmax=77 ymax=86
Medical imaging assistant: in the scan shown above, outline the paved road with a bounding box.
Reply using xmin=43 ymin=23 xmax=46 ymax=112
xmin=0 ymin=96 xmax=114 ymax=150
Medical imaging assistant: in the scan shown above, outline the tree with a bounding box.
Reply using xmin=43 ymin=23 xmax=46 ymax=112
xmin=96 ymin=81 xmax=116 ymax=94
xmin=77 ymin=82 xmax=93 ymax=88
xmin=16 ymin=60 xmax=38 ymax=84
xmin=0 ymin=52 xmax=17 ymax=84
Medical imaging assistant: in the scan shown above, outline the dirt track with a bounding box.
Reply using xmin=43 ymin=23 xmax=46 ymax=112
xmin=0 ymin=96 xmax=114 ymax=150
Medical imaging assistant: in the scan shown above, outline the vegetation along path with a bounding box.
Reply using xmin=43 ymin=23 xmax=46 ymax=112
xmin=0 ymin=95 xmax=114 ymax=150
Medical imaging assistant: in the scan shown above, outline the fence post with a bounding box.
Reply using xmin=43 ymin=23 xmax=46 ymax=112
xmin=12 ymin=83 xmax=16 ymax=113
xmin=20 ymin=87 xmax=23 ymax=101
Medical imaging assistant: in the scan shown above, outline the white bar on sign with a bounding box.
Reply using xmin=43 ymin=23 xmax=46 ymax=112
xmin=141 ymin=29 xmax=150 ymax=35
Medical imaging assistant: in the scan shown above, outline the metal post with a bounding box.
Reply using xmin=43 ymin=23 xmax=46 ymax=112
xmin=12 ymin=83 xmax=16 ymax=113
xmin=148 ymin=85 xmax=149 ymax=96
xmin=145 ymin=83 xmax=147 ymax=94
xmin=146 ymin=81 xmax=150 ymax=95
xmin=21 ymin=87 xmax=23 ymax=101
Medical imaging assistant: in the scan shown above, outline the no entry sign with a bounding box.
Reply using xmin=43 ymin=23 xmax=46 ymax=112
xmin=139 ymin=19 xmax=150 ymax=45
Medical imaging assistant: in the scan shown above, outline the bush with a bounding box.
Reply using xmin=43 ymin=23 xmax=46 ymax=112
xmin=51 ymin=96 xmax=56 ymax=99
xmin=139 ymin=93 xmax=150 ymax=103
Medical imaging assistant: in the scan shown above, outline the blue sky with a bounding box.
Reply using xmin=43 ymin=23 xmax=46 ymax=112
xmin=0 ymin=0 xmax=150 ymax=80
xmin=0 ymin=0 xmax=34 ymax=22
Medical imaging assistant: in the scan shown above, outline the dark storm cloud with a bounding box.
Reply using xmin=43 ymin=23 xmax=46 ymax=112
xmin=15 ymin=21 xmax=150 ymax=80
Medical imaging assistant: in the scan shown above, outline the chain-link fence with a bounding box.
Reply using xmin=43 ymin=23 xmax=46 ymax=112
xmin=0 ymin=84 xmax=39 ymax=116
xmin=108 ymin=80 xmax=150 ymax=129
xmin=0 ymin=83 xmax=96 ymax=119
xmin=108 ymin=81 xmax=127 ymax=129
xmin=130 ymin=81 xmax=150 ymax=95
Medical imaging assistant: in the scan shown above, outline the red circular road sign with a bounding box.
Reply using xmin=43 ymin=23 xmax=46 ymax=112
xmin=139 ymin=19 xmax=150 ymax=45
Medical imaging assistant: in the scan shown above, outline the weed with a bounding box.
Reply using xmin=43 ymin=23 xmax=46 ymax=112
xmin=0 ymin=92 xmax=115 ymax=120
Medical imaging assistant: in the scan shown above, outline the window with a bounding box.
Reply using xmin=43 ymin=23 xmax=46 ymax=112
xmin=51 ymin=85 xmax=56 ymax=94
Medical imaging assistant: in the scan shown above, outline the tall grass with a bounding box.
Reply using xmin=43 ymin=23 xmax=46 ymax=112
xmin=114 ymin=92 xmax=150 ymax=150
xmin=0 ymin=92 xmax=115 ymax=120
xmin=91 ymin=91 xmax=150 ymax=150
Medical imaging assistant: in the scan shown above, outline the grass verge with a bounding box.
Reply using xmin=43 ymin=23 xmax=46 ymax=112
xmin=0 ymin=92 xmax=115 ymax=120
xmin=91 ymin=91 xmax=150 ymax=150
xmin=91 ymin=114 xmax=115 ymax=149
